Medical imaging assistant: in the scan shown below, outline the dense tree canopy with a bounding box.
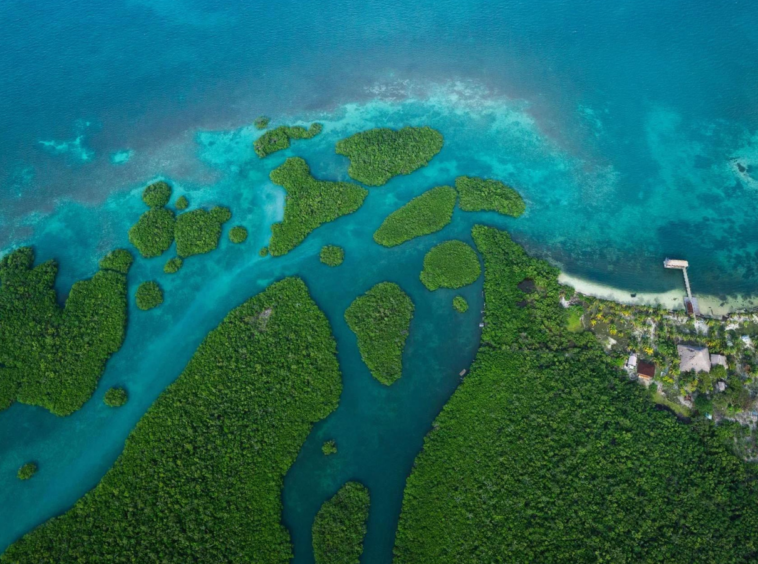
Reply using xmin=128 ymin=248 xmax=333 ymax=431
xmin=345 ymin=282 xmax=414 ymax=385
xmin=163 ymin=256 xmax=183 ymax=274
xmin=135 ymin=281 xmax=163 ymax=311
xmin=419 ymin=240 xmax=481 ymax=291
xmin=394 ymin=225 xmax=758 ymax=563
xmin=128 ymin=207 xmax=176 ymax=258
xmin=141 ymin=181 xmax=172 ymax=208
xmin=16 ymin=463 xmax=37 ymax=481
xmin=455 ymin=175 xmax=525 ymax=217
xmin=0 ymin=247 xmax=130 ymax=416
xmin=175 ymin=207 xmax=231 ymax=258
xmin=452 ymin=295 xmax=468 ymax=313
xmin=1 ymin=278 xmax=342 ymax=563
xmin=320 ymin=245 xmax=345 ymax=267
xmin=373 ymin=186 xmax=457 ymax=247
xmin=268 ymin=157 xmax=367 ymax=256
xmin=229 ymin=225 xmax=248 ymax=244
xmin=335 ymin=126 xmax=444 ymax=186
xmin=254 ymin=124 xmax=323 ymax=158
xmin=174 ymin=195 xmax=189 ymax=210
xmin=312 ymin=482 xmax=370 ymax=564
xmin=103 ymin=387 xmax=128 ymax=408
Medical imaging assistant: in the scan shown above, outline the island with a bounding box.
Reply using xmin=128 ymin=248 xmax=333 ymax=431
xmin=419 ymin=240 xmax=481 ymax=291
xmin=320 ymin=245 xmax=345 ymax=267
xmin=0 ymin=247 xmax=130 ymax=416
xmin=345 ymin=282 xmax=414 ymax=385
xmin=175 ymin=207 xmax=232 ymax=258
xmin=455 ymin=176 xmax=525 ymax=217
xmin=373 ymin=186 xmax=457 ymax=247
xmin=254 ymin=123 xmax=323 ymax=158
xmin=312 ymin=482 xmax=370 ymax=564
xmin=1 ymin=278 xmax=342 ymax=562
xmin=335 ymin=126 xmax=444 ymax=186
xmin=135 ymin=281 xmax=164 ymax=311
xmin=268 ymin=157 xmax=367 ymax=256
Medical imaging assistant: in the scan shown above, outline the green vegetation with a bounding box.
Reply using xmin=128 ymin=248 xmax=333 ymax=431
xmin=128 ymin=207 xmax=176 ymax=258
xmin=454 ymin=176 xmax=525 ymax=217
xmin=103 ymin=387 xmax=128 ymax=408
xmin=373 ymin=186 xmax=457 ymax=247
xmin=394 ymin=225 xmax=758 ymax=563
xmin=322 ymin=440 xmax=338 ymax=456
xmin=420 ymin=240 xmax=481 ymax=291
xmin=312 ymin=482 xmax=370 ymax=564
xmin=98 ymin=249 xmax=133 ymax=274
xmin=163 ymin=256 xmax=183 ymax=274
xmin=175 ymin=195 xmax=189 ymax=210
xmin=135 ymin=281 xmax=163 ymax=311
xmin=175 ymin=207 xmax=231 ymax=257
xmin=320 ymin=245 xmax=344 ymax=267
xmin=452 ymin=296 xmax=468 ymax=313
xmin=254 ymin=123 xmax=323 ymax=158
xmin=335 ymin=126 xmax=444 ymax=186
xmin=268 ymin=158 xmax=367 ymax=256
xmin=142 ymin=181 xmax=171 ymax=208
xmin=254 ymin=116 xmax=271 ymax=130
xmin=1 ymin=278 xmax=342 ymax=563
xmin=17 ymin=463 xmax=37 ymax=481
xmin=259 ymin=246 xmax=269 ymax=257
xmin=229 ymin=225 xmax=248 ymax=244
xmin=0 ymin=247 xmax=130 ymax=416
xmin=345 ymin=282 xmax=414 ymax=385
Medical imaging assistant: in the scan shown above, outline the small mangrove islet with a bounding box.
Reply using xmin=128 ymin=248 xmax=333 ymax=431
xmin=228 ymin=225 xmax=248 ymax=244
xmin=268 ymin=157 xmax=367 ymax=256
xmin=135 ymin=281 xmax=164 ymax=311
xmin=163 ymin=256 xmax=183 ymax=274
xmin=345 ymin=282 xmax=414 ymax=386
xmin=175 ymin=207 xmax=231 ymax=258
xmin=453 ymin=295 xmax=469 ymax=313
xmin=420 ymin=240 xmax=481 ymax=291
xmin=320 ymin=245 xmax=345 ymax=267
xmin=335 ymin=126 xmax=444 ymax=186
xmin=16 ymin=463 xmax=38 ymax=481
xmin=0 ymin=247 xmax=130 ymax=416
xmin=1 ymin=278 xmax=342 ymax=563
xmin=312 ymin=482 xmax=370 ymax=564
xmin=174 ymin=195 xmax=189 ymax=210
xmin=254 ymin=123 xmax=323 ymax=158
xmin=455 ymin=176 xmax=525 ymax=217
xmin=103 ymin=387 xmax=128 ymax=408
xmin=141 ymin=181 xmax=172 ymax=208
xmin=373 ymin=185 xmax=457 ymax=247
xmin=322 ymin=440 xmax=338 ymax=456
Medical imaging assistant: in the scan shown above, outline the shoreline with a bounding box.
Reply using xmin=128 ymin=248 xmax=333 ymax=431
xmin=558 ymin=272 xmax=758 ymax=317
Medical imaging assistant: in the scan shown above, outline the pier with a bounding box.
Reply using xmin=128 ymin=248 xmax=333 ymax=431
xmin=664 ymin=258 xmax=699 ymax=316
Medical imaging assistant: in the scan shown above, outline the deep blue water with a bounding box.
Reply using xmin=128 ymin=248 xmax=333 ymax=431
xmin=2 ymin=0 xmax=758 ymax=561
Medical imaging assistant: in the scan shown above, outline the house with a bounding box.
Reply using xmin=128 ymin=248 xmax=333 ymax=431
xmin=637 ymin=360 xmax=656 ymax=381
xmin=625 ymin=352 xmax=638 ymax=373
xmin=710 ymin=354 xmax=728 ymax=369
xmin=677 ymin=344 xmax=711 ymax=373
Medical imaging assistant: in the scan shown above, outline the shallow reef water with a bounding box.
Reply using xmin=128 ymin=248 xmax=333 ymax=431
xmin=2 ymin=0 xmax=758 ymax=562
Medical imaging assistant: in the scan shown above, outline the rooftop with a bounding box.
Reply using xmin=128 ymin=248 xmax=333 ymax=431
xmin=678 ymin=344 xmax=711 ymax=373
xmin=637 ymin=360 xmax=656 ymax=379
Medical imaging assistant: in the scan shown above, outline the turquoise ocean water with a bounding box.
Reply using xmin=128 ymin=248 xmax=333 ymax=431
xmin=2 ymin=0 xmax=758 ymax=561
